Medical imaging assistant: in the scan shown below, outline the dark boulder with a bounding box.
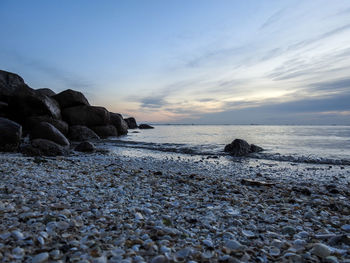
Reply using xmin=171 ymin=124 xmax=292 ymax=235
xmin=139 ymin=124 xmax=154 ymax=129
xmin=30 ymin=122 xmax=70 ymax=147
xmin=75 ymin=141 xmax=95 ymax=152
xmin=36 ymin=88 xmax=56 ymax=97
xmin=8 ymin=91 xmax=61 ymax=123
xmin=124 ymin=117 xmax=138 ymax=129
xmin=90 ymin=125 xmax=118 ymax=138
xmin=0 ymin=101 xmax=8 ymax=117
xmin=62 ymin=105 xmax=110 ymax=126
xmin=110 ymin=112 xmax=128 ymax=135
xmin=0 ymin=70 xmax=27 ymax=101
xmin=224 ymin=139 xmax=263 ymax=156
xmin=26 ymin=116 xmax=69 ymax=135
xmin=0 ymin=117 xmax=22 ymax=152
xmin=68 ymin=125 xmax=100 ymax=141
xmin=52 ymin=89 xmax=90 ymax=109
xmin=250 ymin=144 xmax=263 ymax=153
xmin=21 ymin=139 xmax=67 ymax=156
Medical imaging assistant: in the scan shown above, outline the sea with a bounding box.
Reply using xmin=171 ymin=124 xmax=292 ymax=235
xmin=106 ymin=125 xmax=350 ymax=165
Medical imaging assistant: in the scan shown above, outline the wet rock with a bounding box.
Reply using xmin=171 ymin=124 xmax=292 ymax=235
xmin=124 ymin=117 xmax=138 ymax=129
xmin=26 ymin=116 xmax=69 ymax=135
xmin=110 ymin=113 xmax=128 ymax=135
xmin=75 ymin=141 xmax=95 ymax=152
xmin=62 ymin=105 xmax=110 ymax=127
xmin=68 ymin=125 xmax=100 ymax=141
xmin=139 ymin=124 xmax=154 ymax=129
xmin=52 ymin=89 xmax=90 ymax=109
xmin=224 ymin=139 xmax=263 ymax=156
xmin=0 ymin=117 xmax=22 ymax=151
xmin=30 ymin=122 xmax=70 ymax=147
xmin=22 ymin=138 xmax=68 ymax=156
xmin=90 ymin=125 xmax=118 ymax=138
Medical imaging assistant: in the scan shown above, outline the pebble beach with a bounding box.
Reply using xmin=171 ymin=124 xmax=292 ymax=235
xmin=0 ymin=148 xmax=349 ymax=263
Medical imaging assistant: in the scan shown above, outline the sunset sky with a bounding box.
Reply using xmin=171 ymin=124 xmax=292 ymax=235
xmin=1 ymin=0 xmax=350 ymax=124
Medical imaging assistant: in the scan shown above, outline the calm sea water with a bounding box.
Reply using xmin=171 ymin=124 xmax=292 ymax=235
xmin=108 ymin=125 xmax=350 ymax=165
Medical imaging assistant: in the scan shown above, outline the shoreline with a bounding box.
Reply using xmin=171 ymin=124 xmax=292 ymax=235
xmin=0 ymin=150 xmax=349 ymax=262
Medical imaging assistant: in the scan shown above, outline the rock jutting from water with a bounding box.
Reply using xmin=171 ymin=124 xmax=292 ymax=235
xmin=224 ymin=138 xmax=263 ymax=156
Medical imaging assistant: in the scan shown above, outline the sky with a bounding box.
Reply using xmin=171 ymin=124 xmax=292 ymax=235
xmin=1 ymin=0 xmax=350 ymax=124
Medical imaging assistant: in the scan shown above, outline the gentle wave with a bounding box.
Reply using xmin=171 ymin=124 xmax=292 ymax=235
xmin=105 ymin=139 xmax=350 ymax=165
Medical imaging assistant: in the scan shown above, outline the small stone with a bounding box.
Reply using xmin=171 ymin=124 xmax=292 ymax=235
xmin=269 ymin=247 xmax=280 ymax=256
xmin=32 ymin=252 xmax=49 ymax=263
xmin=224 ymin=240 xmax=243 ymax=250
xmin=242 ymin=230 xmax=255 ymax=238
xmin=203 ymin=239 xmax=214 ymax=248
xmin=310 ymin=243 xmax=332 ymax=258
xmin=271 ymin=239 xmax=283 ymax=248
xmin=91 ymin=256 xmax=107 ymax=263
xmin=325 ymin=256 xmax=339 ymax=263
xmin=341 ymin=224 xmax=350 ymax=232
xmin=175 ymin=247 xmax=192 ymax=260
xmin=282 ymin=226 xmax=296 ymax=235
xmin=12 ymin=230 xmax=24 ymax=240
xmin=135 ymin=212 xmax=144 ymax=220
xmin=150 ymin=255 xmax=167 ymax=263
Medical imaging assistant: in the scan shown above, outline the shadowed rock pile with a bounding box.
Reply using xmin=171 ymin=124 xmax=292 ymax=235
xmin=0 ymin=69 xmax=143 ymax=156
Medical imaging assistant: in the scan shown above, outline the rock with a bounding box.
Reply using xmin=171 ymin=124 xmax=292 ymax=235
xmin=224 ymin=240 xmax=243 ymax=250
xmin=8 ymin=91 xmax=61 ymax=123
xmin=62 ymin=105 xmax=110 ymax=126
xmin=52 ymin=89 xmax=90 ymax=109
xmin=250 ymin=144 xmax=263 ymax=153
xmin=0 ymin=101 xmax=8 ymax=117
xmin=26 ymin=116 xmax=69 ymax=135
xmin=241 ymin=178 xmax=275 ymax=187
xmin=341 ymin=224 xmax=350 ymax=232
xmin=139 ymin=124 xmax=154 ymax=129
xmin=90 ymin=125 xmax=118 ymax=138
xmin=30 ymin=122 xmax=70 ymax=147
xmin=282 ymin=226 xmax=296 ymax=235
xmin=110 ymin=112 xmax=128 ymax=135
xmin=0 ymin=70 xmax=27 ymax=101
xmin=75 ymin=141 xmax=95 ymax=152
xmin=68 ymin=125 xmax=100 ymax=141
xmin=150 ymin=255 xmax=168 ymax=263
xmin=124 ymin=117 xmax=138 ymax=129
xmin=32 ymin=252 xmax=49 ymax=263
xmin=35 ymin=88 xmax=56 ymax=97
xmin=224 ymin=139 xmax=251 ymax=156
xmin=21 ymin=139 xmax=68 ymax=156
xmin=0 ymin=117 xmax=22 ymax=152
xmin=310 ymin=243 xmax=331 ymax=258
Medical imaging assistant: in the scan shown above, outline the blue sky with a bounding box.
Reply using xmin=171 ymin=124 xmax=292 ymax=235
xmin=1 ymin=0 xmax=350 ymax=124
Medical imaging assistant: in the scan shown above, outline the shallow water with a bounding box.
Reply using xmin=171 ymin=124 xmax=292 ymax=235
xmin=107 ymin=125 xmax=350 ymax=165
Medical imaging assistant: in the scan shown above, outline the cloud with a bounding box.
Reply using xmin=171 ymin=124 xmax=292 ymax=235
xmin=1 ymin=50 xmax=94 ymax=90
xmin=140 ymin=96 xmax=168 ymax=108
xmin=260 ymin=8 xmax=285 ymax=30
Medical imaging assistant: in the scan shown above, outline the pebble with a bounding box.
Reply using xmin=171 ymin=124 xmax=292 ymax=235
xmin=32 ymin=252 xmax=49 ymax=263
xmin=341 ymin=224 xmax=350 ymax=232
xmin=224 ymin=240 xmax=243 ymax=250
xmin=310 ymin=243 xmax=332 ymax=258
xmin=150 ymin=255 xmax=167 ymax=263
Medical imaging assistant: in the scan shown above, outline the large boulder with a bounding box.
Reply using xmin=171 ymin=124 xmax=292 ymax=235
xmin=110 ymin=112 xmax=128 ymax=135
xmin=0 ymin=101 xmax=8 ymax=117
xmin=52 ymin=89 xmax=90 ymax=109
xmin=26 ymin=116 xmax=69 ymax=135
xmin=21 ymin=139 xmax=67 ymax=156
xmin=36 ymin=88 xmax=56 ymax=97
xmin=68 ymin=125 xmax=100 ymax=141
xmin=8 ymin=91 xmax=61 ymax=124
xmin=224 ymin=139 xmax=263 ymax=156
xmin=75 ymin=141 xmax=95 ymax=152
xmin=139 ymin=124 xmax=154 ymax=129
xmin=0 ymin=70 xmax=27 ymax=101
xmin=30 ymin=122 xmax=70 ymax=147
xmin=90 ymin=125 xmax=118 ymax=138
xmin=0 ymin=117 xmax=22 ymax=152
xmin=62 ymin=105 xmax=110 ymax=126
xmin=124 ymin=117 xmax=138 ymax=129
